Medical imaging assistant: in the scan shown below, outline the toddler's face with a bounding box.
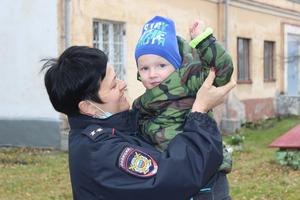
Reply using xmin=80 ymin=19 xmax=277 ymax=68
xmin=137 ymin=54 xmax=175 ymax=89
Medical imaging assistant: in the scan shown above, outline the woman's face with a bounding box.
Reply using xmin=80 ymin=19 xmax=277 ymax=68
xmin=97 ymin=65 xmax=130 ymax=114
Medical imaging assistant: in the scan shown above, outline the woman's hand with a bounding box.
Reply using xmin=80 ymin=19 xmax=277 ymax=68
xmin=192 ymin=69 xmax=236 ymax=113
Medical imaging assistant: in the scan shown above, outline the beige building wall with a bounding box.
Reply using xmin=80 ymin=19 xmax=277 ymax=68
xmin=225 ymin=0 xmax=300 ymax=121
xmin=229 ymin=4 xmax=283 ymax=100
xmin=61 ymin=0 xmax=300 ymax=122
xmin=67 ymin=0 xmax=224 ymax=103
xmin=228 ymin=0 xmax=300 ymax=100
xmin=254 ymin=0 xmax=300 ymax=10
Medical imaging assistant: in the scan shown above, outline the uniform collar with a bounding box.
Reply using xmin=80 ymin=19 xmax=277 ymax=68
xmin=68 ymin=110 xmax=136 ymax=133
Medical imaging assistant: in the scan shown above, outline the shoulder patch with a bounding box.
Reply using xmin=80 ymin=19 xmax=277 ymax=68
xmin=82 ymin=125 xmax=110 ymax=141
xmin=118 ymin=147 xmax=158 ymax=178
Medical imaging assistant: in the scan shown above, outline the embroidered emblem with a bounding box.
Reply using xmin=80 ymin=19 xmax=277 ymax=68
xmin=90 ymin=128 xmax=103 ymax=136
xmin=90 ymin=130 xmax=96 ymax=136
xmin=118 ymin=147 xmax=158 ymax=178
xmin=96 ymin=128 xmax=103 ymax=132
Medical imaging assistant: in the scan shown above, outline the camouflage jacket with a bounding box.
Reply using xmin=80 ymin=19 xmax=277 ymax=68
xmin=133 ymin=34 xmax=233 ymax=171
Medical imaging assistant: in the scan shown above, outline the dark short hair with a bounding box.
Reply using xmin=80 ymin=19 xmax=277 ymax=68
xmin=41 ymin=46 xmax=107 ymax=115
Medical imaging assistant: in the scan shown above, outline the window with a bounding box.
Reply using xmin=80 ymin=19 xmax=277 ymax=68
xmin=93 ymin=20 xmax=126 ymax=80
xmin=237 ymin=38 xmax=251 ymax=83
xmin=264 ymin=41 xmax=275 ymax=81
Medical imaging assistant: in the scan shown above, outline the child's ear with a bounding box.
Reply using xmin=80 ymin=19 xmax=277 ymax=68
xmin=78 ymin=100 xmax=96 ymax=116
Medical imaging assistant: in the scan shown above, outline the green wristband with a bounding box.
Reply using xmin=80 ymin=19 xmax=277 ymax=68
xmin=189 ymin=27 xmax=213 ymax=48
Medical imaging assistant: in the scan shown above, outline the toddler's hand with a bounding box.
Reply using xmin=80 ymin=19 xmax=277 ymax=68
xmin=189 ymin=20 xmax=205 ymax=39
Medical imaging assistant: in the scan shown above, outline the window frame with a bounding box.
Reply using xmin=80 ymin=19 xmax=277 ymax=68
xmin=237 ymin=37 xmax=252 ymax=84
xmin=93 ymin=19 xmax=126 ymax=80
xmin=263 ymin=40 xmax=276 ymax=82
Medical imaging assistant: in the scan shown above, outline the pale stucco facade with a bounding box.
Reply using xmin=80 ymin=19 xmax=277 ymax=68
xmin=62 ymin=0 xmax=224 ymax=102
xmin=1 ymin=0 xmax=299 ymax=148
xmin=60 ymin=0 xmax=300 ymax=123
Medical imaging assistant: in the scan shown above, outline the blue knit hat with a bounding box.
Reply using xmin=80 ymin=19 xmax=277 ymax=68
xmin=135 ymin=16 xmax=182 ymax=69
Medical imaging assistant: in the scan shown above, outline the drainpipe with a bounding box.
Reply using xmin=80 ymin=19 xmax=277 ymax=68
xmin=65 ymin=0 xmax=71 ymax=48
xmin=224 ymin=0 xmax=229 ymax=51
xmin=59 ymin=0 xmax=71 ymax=151
xmin=224 ymin=0 xmax=230 ymax=132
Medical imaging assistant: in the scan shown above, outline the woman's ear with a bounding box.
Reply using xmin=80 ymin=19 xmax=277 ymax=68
xmin=78 ymin=100 xmax=96 ymax=116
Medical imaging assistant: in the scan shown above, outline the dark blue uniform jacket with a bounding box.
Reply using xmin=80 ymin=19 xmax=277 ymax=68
xmin=68 ymin=110 xmax=222 ymax=200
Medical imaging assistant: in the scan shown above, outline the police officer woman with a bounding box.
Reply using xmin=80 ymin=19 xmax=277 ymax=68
xmin=41 ymin=46 xmax=235 ymax=200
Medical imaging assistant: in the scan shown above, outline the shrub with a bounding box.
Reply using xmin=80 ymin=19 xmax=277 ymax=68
xmin=230 ymin=134 xmax=245 ymax=145
xmin=276 ymin=149 xmax=300 ymax=170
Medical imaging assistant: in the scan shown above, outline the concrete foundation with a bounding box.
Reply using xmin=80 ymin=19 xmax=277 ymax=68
xmin=276 ymin=95 xmax=300 ymax=116
xmin=0 ymin=119 xmax=60 ymax=149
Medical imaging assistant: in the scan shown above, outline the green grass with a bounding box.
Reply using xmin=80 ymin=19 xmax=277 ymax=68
xmin=0 ymin=116 xmax=300 ymax=200
xmin=0 ymin=148 xmax=72 ymax=200
xmin=226 ymin=116 xmax=300 ymax=200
